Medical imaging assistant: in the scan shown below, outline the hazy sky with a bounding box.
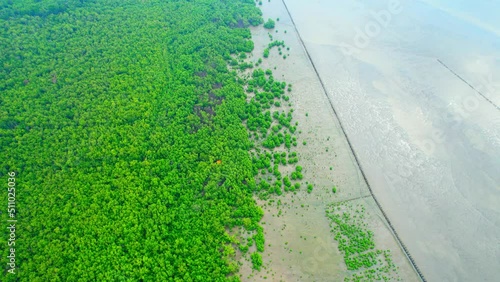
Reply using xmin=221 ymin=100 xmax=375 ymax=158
xmin=419 ymin=0 xmax=500 ymax=36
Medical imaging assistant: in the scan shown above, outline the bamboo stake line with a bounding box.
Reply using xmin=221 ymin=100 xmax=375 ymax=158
xmin=280 ymin=0 xmax=427 ymax=281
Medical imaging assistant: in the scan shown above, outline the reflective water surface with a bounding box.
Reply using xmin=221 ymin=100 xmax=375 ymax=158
xmin=283 ymin=0 xmax=500 ymax=281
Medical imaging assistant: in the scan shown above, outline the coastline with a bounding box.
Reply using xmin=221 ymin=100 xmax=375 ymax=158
xmin=280 ymin=0 xmax=500 ymax=281
xmin=237 ymin=1 xmax=420 ymax=281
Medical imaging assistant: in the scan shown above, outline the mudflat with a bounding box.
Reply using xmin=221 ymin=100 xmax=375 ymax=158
xmin=282 ymin=0 xmax=500 ymax=281
xmin=237 ymin=0 xmax=421 ymax=281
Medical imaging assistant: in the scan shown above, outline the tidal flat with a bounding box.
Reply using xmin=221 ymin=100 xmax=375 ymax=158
xmin=282 ymin=0 xmax=500 ymax=281
xmin=237 ymin=0 xmax=420 ymax=281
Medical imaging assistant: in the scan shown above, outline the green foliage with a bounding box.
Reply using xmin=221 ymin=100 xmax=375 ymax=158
xmin=307 ymin=184 xmax=314 ymax=193
xmin=254 ymin=227 xmax=265 ymax=252
xmin=262 ymin=40 xmax=285 ymax=59
xmin=0 ymin=0 xmax=308 ymax=279
xmin=283 ymin=176 xmax=291 ymax=187
xmin=239 ymin=61 xmax=254 ymax=70
xmin=0 ymin=0 xmax=269 ymax=281
xmin=240 ymin=244 xmax=250 ymax=254
xmin=269 ymin=40 xmax=285 ymax=49
xmin=250 ymin=252 xmax=263 ymax=270
xmin=0 ymin=0 xmax=85 ymax=19
xmin=263 ymin=18 xmax=275 ymax=29
xmin=326 ymin=203 xmax=399 ymax=281
xmin=244 ymin=67 xmax=304 ymax=213
xmin=263 ymin=48 xmax=270 ymax=58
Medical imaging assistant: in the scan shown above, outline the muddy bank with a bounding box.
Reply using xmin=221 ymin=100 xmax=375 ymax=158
xmin=237 ymin=1 xmax=420 ymax=281
xmin=281 ymin=0 xmax=500 ymax=281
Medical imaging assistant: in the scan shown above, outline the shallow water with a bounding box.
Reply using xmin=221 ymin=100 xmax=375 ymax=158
xmin=283 ymin=0 xmax=500 ymax=281
xmin=238 ymin=1 xmax=420 ymax=281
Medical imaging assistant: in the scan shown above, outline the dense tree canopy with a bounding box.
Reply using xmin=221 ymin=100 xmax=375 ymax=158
xmin=263 ymin=18 xmax=275 ymax=29
xmin=0 ymin=0 xmax=270 ymax=281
